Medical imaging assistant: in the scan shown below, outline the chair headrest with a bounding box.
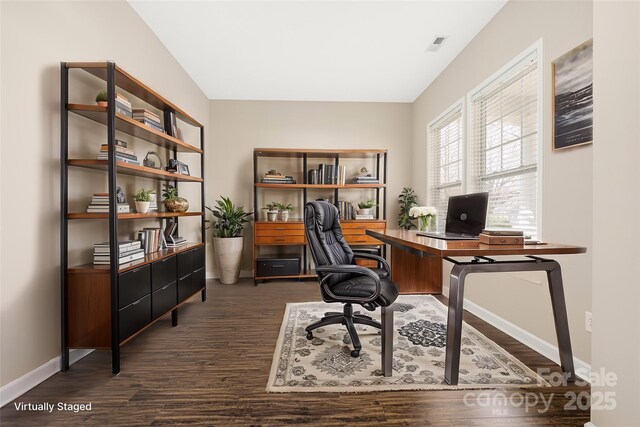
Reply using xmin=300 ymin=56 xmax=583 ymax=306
xmin=306 ymin=200 xmax=338 ymax=232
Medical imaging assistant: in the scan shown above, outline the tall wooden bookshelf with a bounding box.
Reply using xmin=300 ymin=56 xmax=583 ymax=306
xmin=60 ymin=62 xmax=206 ymax=374
xmin=253 ymin=148 xmax=388 ymax=284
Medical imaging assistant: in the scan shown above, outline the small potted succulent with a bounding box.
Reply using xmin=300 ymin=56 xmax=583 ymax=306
xmin=133 ymin=188 xmax=154 ymax=213
xmin=265 ymin=202 xmax=279 ymax=221
xmin=95 ymin=90 xmax=108 ymax=107
xmin=357 ymin=199 xmax=377 ymax=216
xmin=276 ymin=203 xmax=293 ymax=221
xmin=162 ymin=183 xmax=189 ymax=212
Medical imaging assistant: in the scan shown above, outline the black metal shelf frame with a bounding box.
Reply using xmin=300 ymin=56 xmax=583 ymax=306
xmin=60 ymin=61 xmax=206 ymax=374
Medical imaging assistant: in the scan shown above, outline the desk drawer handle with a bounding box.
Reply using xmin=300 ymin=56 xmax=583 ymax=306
xmin=275 ymin=227 xmax=285 ymax=230
xmin=275 ymin=238 xmax=285 ymax=242
xmin=353 ymin=239 xmax=367 ymax=243
xmin=272 ymin=265 xmax=284 ymax=268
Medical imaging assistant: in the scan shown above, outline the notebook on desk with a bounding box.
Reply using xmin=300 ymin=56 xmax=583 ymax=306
xmin=418 ymin=192 xmax=489 ymax=241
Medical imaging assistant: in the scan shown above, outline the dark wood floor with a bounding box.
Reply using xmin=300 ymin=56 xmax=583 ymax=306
xmin=1 ymin=279 xmax=590 ymax=426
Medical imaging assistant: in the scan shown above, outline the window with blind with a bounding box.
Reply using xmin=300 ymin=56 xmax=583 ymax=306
xmin=469 ymin=50 xmax=539 ymax=238
xmin=427 ymin=104 xmax=463 ymax=231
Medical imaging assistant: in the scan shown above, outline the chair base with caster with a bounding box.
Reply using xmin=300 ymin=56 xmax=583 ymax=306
xmin=305 ymin=302 xmax=381 ymax=357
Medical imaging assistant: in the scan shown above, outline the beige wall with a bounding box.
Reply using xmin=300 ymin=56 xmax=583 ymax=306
xmin=412 ymin=0 xmax=593 ymax=363
xmin=591 ymin=1 xmax=640 ymax=425
xmin=207 ymin=100 xmax=413 ymax=277
xmin=0 ymin=1 xmax=209 ymax=387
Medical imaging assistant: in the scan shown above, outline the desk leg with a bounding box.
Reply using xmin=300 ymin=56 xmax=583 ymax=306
xmin=445 ymin=264 xmax=467 ymax=385
xmin=381 ymin=305 xmax=394 ymax=377
xmin=547 ymin=261 xmax=575 ymax=382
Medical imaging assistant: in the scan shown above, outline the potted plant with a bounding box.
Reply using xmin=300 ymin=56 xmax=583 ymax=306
xmin=398 ymin=187 xmax=417 ymax=230
xmin=357 ymin=199 xmax=377 ymax=216
xmin=133 ymin=188 xmax=154 ymax=213
xmin=206 ymin=197 xmax=253 ymax=284
xmin=276 ymin=203 xmax=293 ymax=221
xmin=95 ymin=90 xmax=108 ymax=107
xmin=162 ymin=184 xmax=189 ymax=212
xmin=265 ymin=202 xmax=279 ymax=221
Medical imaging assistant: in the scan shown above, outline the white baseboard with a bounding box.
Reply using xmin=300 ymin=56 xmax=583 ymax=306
xmin=462 ymin=298 xmax=592 ymax=382
xmin=0 ymin=349 xmax=93 ymax=407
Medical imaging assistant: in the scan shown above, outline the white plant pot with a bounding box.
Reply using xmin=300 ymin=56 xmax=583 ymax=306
xmin=358 ymin=208 xmax=373 ymax=216
xmin=213 ymin=236 xmax=244 ymax=284
xmin=267 ymin=210 xmax=278 ymax=221
xmin=135 ymin=201 xmax=150 ymax=213
xmin=278 ymin=210 xmax=290 ymax=221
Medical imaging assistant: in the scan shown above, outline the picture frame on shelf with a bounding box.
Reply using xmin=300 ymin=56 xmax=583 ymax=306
xmin=177 ymin=162 xmax=190 ymax=176
xmin=552 ymin=39 xmax=593 ymax=150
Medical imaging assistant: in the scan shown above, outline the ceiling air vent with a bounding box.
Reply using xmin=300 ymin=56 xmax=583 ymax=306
xmin=426 ymin=36 xmax=448 ymax=52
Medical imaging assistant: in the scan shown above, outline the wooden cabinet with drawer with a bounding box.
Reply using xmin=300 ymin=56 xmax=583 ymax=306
xmin=254 ymin=222 xmax=306 ymax=245
xmin=341 ymin=221 xmax=386 ymax=246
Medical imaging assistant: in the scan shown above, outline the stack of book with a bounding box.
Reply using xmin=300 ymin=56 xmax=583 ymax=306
xmin=355 ymin=213 xmax=375 ymax=220
xmin=132 ymin=108 xmax=164 ymax=133
xmin=114 ymin=93 xmax=132 ymax=118
xmin=261 ymin=173 xmax=296 ymax=184
xmin=479 ymin=229 xmax=524 ymax=245
xmin=93 ymin=240 xmax=144 ymax=265
xmin=336 ymin=201 xmax=355 ymax=220
xmin=97 ymin=140 xmax=140 ymax=165
xmin=352 ymin=176 xmax=379 ymax=184
xmin=137 ymin=227 xmax=165 ymax=254
xmin=86 ymin=193 xmax=130 ymax=213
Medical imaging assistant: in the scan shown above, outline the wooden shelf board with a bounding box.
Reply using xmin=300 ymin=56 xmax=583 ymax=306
xmin=68 ymin=211 xmax=203 ymax=220
xmin=255 ymin=183 xmax=386 ymax=189
xmin=65 ymin=62 xmax=203 ymax=128
xmin=68 ymin=159 xmax=203 ymax=182
xmin=68 ymin=242 xmax=205 ymax=274
xmin=67 ymin=104 xmax=202 ymax=153
xmin=254 ymin=148 xmax=387 ymax=158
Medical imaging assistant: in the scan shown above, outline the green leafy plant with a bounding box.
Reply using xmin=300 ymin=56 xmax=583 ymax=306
xmin=162 ymin=183 xmax=179 ymax=200
xmin=206 ymin=196 xmax=253 ymax=238
xmin=398 ymin=187 xmax=418 ymax=230
xmin=358 ymin=200 xmax=377 ymax=209
xmin=95 ymin=90 xmax=108 ymax=102
xmin=275 ymin=203 xmax=293 ymax=212
xmin=265 ymin=202 xmax=279 ymax=211
xmin=133 ymin=188 xmax=154 ymax=202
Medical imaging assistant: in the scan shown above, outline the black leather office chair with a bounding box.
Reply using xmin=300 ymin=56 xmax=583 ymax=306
xmin=304 ymin=201 xmax=399 ymax=357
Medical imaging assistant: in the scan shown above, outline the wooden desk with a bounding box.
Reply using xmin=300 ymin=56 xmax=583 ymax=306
xmin=366 ymin=229 xmax=587 ymax=385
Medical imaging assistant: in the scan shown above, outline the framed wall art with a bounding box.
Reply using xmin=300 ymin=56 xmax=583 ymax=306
xmin=552 ymin=39 xmax=593 ymax=150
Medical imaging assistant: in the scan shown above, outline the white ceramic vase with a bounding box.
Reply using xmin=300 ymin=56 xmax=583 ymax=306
xmin=135 ymin=201 xmax=150 ymax=213
xmin=213 ymin=236 xmax=244 ymax=284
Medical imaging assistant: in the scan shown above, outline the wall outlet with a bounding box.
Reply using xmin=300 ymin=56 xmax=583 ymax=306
xmin=585 ymin=311 xmax=592 ymax=333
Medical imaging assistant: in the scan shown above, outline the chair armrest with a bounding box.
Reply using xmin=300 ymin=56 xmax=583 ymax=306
xmin=352 ymin=252 xmax=391 ymax=275
xmin=315 ymin=264 xmax=381 ymax=304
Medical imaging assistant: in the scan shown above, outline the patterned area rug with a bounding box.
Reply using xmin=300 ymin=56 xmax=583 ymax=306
xmin=267 ymin=295 xmax=548 ymax=392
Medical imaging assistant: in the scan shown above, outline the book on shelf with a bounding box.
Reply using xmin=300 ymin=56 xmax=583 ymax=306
xmin=352 ymin=176 xmax=379 ymax=184
xmin=355 ymin=214 xmax=375 ymax=220
xmin=93 ymin=249 xmax=145 ymax=265
xmin=132 ymin=108 xmax=161 ymax=122
xmin=481 ymin=228 xmax=524 ymax=236
xmin=337 ymin=165 xmax=347 ymax=185
xmin=478 ymin=233 xmax=524 ymax=245
xmin=163 ymin=110 xmax=178 ymax=138
xmin=97 ymin=151 xmax=138 ymax=161
xmin=261 ymin=178 xmax=296 ymax=184
xmin=115 ymin=103 xmax=132 ymax=118
xmin=166 ymin=235 xmax=187 ymax=248
xmin=87 ymin=203 xmax=130 ymax=213
xmin=135 ymin=118 xmax=165 ymax=133
xmin=94 ymin=240 xmax=141 ymax=252
xmin=336 ymin=201 xmax=355 ymax=220
xmin=96 ymin=154 xmax=140 ymax=165
xmin=99 ymin=144 xmax=136 ymax=156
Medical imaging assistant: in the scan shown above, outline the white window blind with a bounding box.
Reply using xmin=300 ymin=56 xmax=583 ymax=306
xmin=428 ymin=105 xmax=463 ymax=231
xmin=469 ymin=51 xmax=539 ymax=237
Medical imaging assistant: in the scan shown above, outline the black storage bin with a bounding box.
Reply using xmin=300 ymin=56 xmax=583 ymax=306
xmin=257 ymin=258 xmax=300 ymax=277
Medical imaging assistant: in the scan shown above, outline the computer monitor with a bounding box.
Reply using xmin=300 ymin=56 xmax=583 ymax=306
xmin=445 ymin=192 xmax=489 ymax=236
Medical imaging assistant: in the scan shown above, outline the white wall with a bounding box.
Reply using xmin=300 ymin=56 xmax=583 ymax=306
xmin=0 ymin=0 xmax=209 ymax=387
xmin=412 ymin=0 xmax=593 ymax=363
xmin=591 ymin=1 xmax=640 ymax=425
xmin=207 ymin=100 xmax=413 ymax=277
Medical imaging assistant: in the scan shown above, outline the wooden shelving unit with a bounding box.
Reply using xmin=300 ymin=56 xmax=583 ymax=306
xmin=60 ymin=61 xmax=206 ymax=374
xmin=253 ymin=148 xmax=388 ymax=284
